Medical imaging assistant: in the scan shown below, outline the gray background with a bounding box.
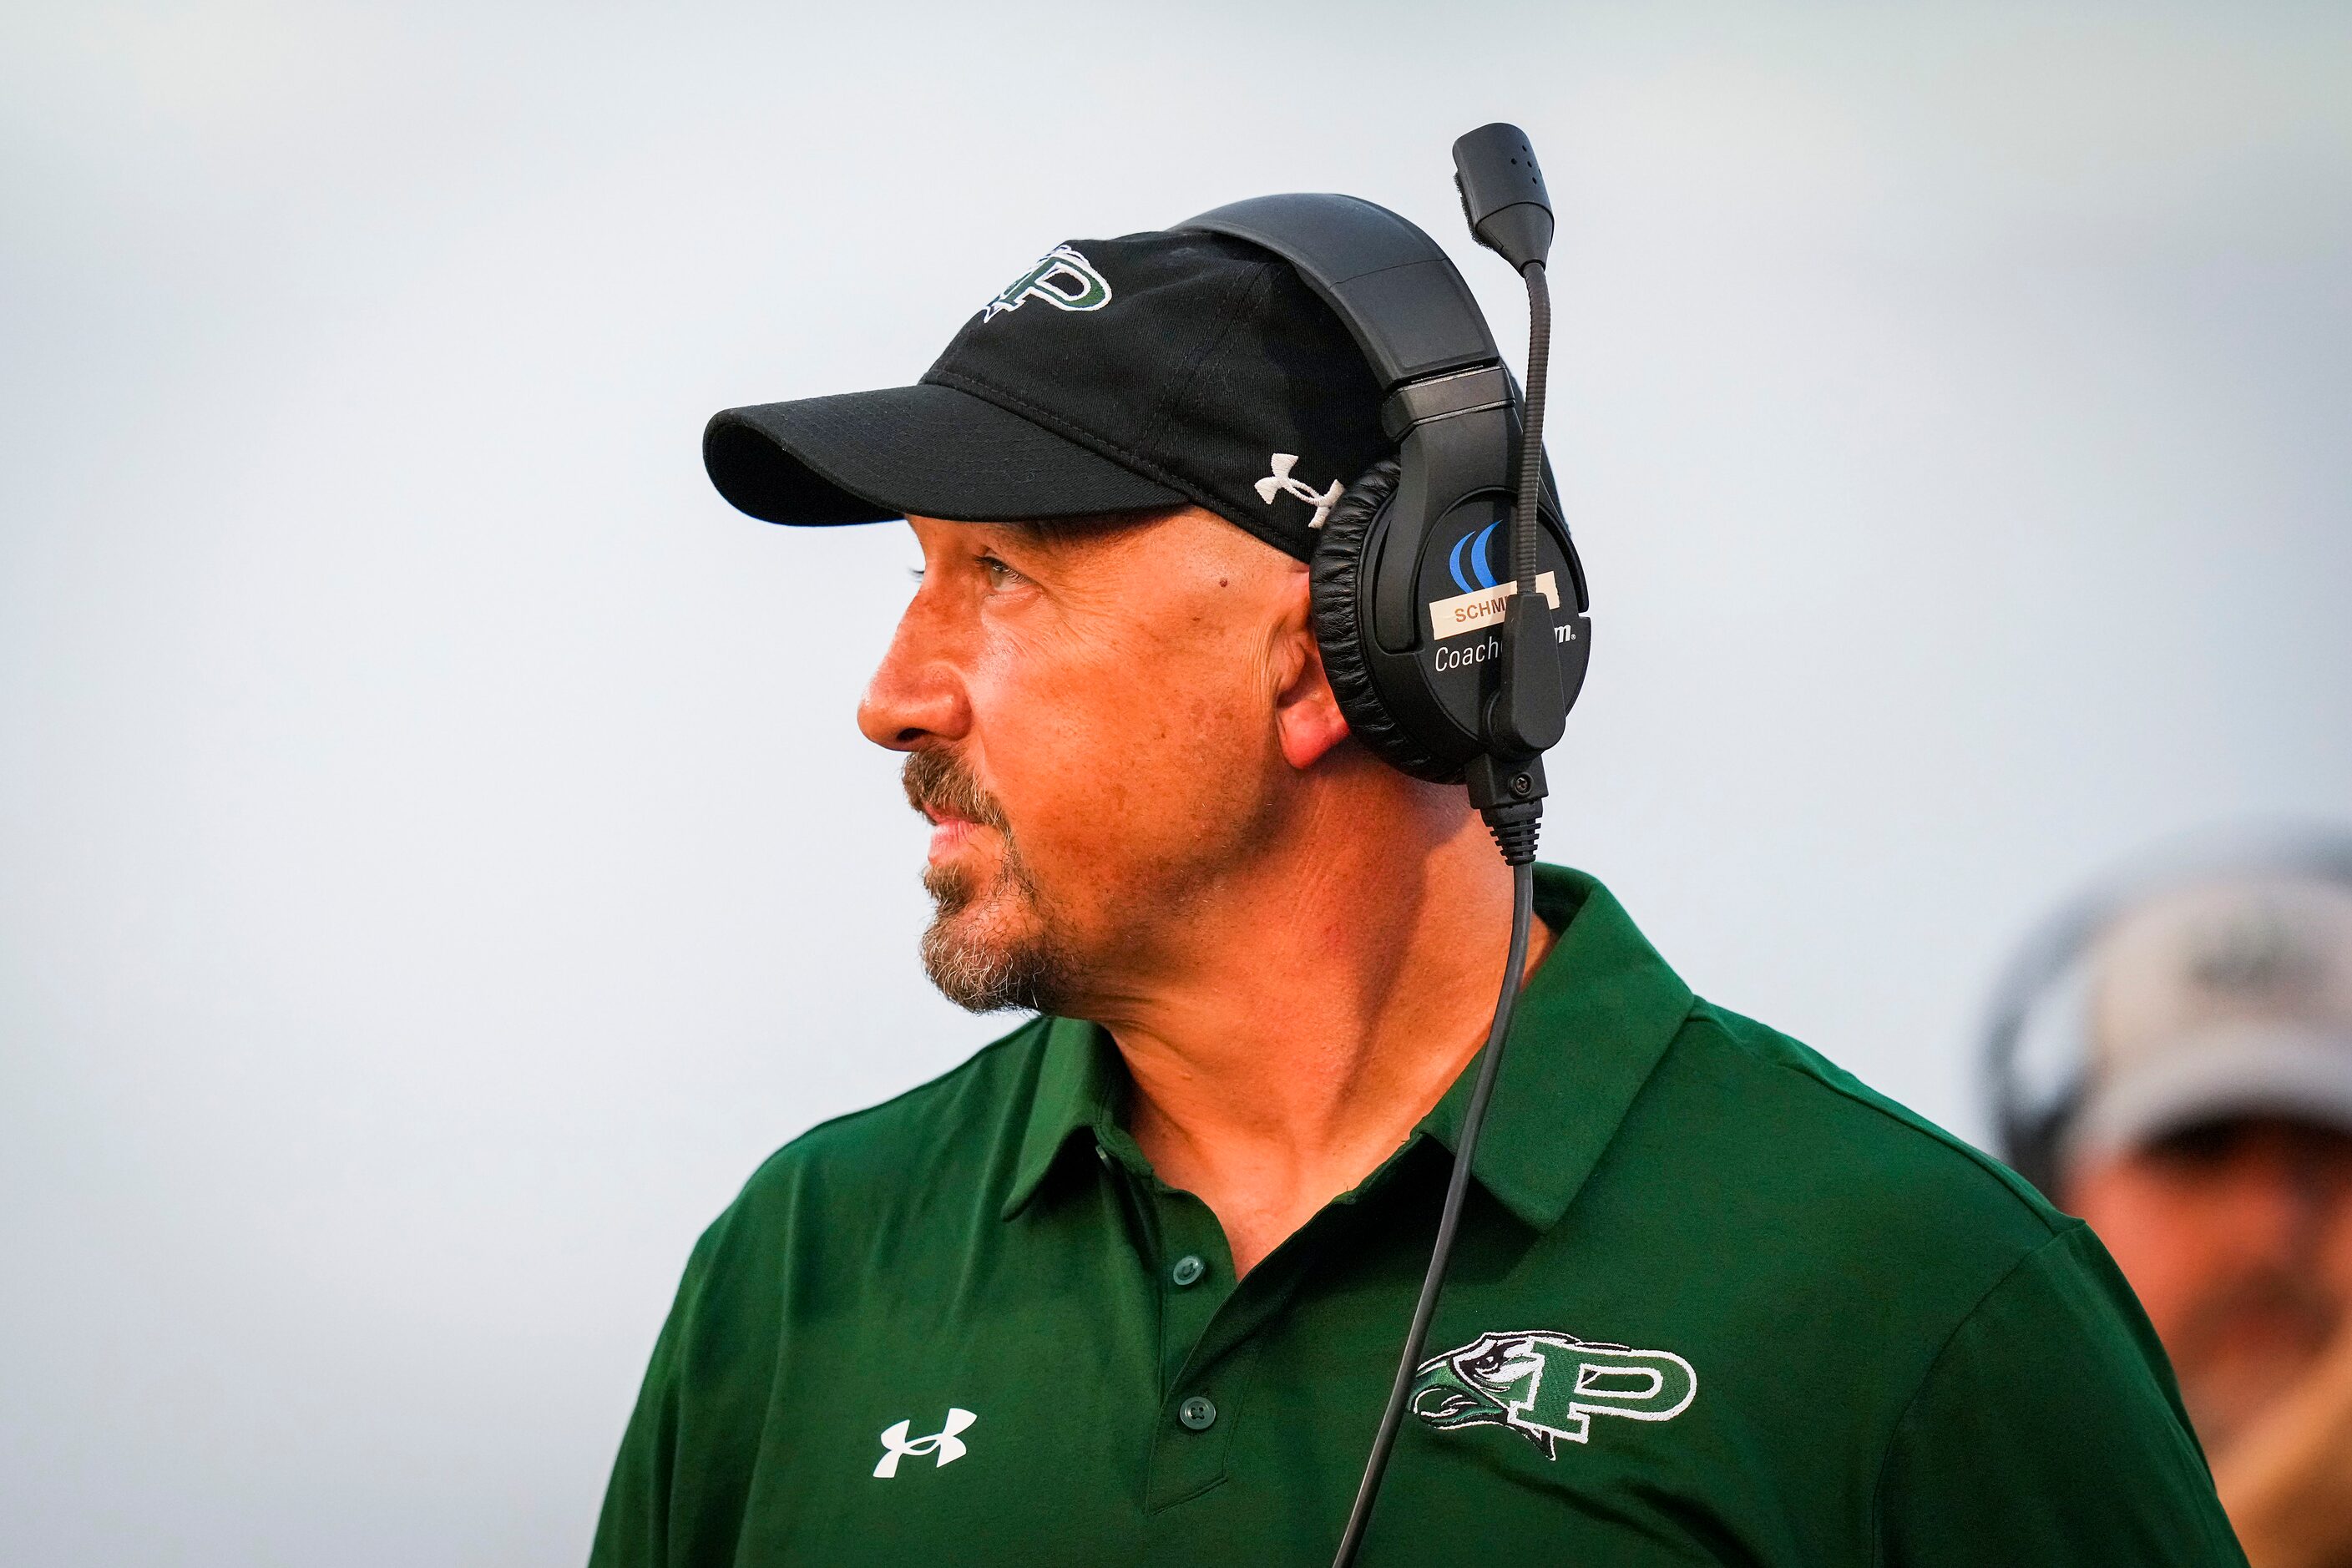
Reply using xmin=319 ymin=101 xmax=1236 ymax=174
xmin=3 ymin=3 xmax=2348 ymax=1562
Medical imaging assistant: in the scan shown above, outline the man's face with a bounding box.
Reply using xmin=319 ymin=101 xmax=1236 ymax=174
xmin=857 ymin=508 xmax=1319 ymax=1014
xmin=2066 ymin=1117 xmax=2352 ymax=1448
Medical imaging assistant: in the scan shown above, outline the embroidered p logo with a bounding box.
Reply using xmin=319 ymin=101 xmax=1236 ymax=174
xmin=980 ymin=246 xmax=1111 ymax=322
xmin=873 ymin=1408 xmax=978 ymax=1478
xmin=1411 ymin=1330 xmax=1695 ymax=1459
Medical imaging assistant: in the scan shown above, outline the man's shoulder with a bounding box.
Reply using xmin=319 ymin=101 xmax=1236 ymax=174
xmin=1667 ymin=1006 xmax=2228 ymax=1560
xmin=1632 ymin=999 xmax=2072 ymax=1290
xmin=1586 ymin=998 xmax=2180 ymax=1474
xmin=720 ymin=1015 xmax=1054 ymax=1241
xmin=780 ymin=1013 xmax=1052 ymax=1161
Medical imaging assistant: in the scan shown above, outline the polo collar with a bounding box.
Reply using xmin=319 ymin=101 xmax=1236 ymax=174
xmin=1003 ymin=1014 xmax=1120 ymax=1219
xmin=1414 ymin=864 xmax=1694 ymax=1229
xmin=1000 ymin=865 xmax=1695 ymax=1228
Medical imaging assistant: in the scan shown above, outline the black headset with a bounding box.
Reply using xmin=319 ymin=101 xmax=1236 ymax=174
xmin=1184 ymin=126 xmax=1586 ymax=1566
xmin=1983 ymin=826 xmax=2352 ymax=1197
xmin=1180 ymin=124 xmax=1590 ymax=851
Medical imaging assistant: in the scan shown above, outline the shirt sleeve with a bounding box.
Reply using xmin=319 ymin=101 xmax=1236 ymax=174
xmin=1874 ymin=1222 xmax=2247 ymax=1567
xmin=588 ymin=1236 xmax=701 ymax=1568
xmin=588 ymin=1201 xmax=782 ymax=1568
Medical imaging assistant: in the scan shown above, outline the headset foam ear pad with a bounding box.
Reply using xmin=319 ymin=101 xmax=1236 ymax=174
xmin=1311 ymin=458 xmax=1460 ymax=783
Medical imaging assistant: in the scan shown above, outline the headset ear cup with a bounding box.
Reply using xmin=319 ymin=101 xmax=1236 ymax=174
xmin=1310 ymin=458 xmax=1461 ymax=783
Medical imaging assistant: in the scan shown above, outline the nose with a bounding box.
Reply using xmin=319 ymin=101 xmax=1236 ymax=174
xmin=857 ymin=589 xmax=971 ymax=753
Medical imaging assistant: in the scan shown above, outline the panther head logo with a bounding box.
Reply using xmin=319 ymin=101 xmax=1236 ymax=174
xmin=1411 ymin=1329 xmax=1697 ymax=1459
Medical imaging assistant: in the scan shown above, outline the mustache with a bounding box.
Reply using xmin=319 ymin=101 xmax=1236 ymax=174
xmin=902 ymin=750 xmax=1010 ymax=833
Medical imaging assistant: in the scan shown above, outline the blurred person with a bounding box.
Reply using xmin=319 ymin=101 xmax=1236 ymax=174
xmin=591 ymin=150 xmax=2243 ymax=1563
xmin=2044 ymin=872 xmax=2352 ymax=1568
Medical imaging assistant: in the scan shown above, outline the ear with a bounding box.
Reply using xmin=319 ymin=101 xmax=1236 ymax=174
xmin=1269 ymin=570 xmax=1351 ymax=771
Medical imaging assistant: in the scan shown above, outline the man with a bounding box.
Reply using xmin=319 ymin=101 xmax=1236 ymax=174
xmin=2041 ymin=869 xmax=2352 ymax=1568
xmin=592 ymin=217 xmax=2243 ymax=1563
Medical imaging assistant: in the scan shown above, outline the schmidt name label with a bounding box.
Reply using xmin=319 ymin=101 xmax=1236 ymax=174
xmin=1429 ymin=572 xmax=1560 ymax=641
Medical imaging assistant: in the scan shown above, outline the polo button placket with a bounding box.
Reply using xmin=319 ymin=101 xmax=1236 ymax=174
xmin=1145 ymin=1191 xmax=1230 ymax=1391
xmin=1133 ymin=1181 xmax=1258 ymax=1511
xmin=1143 ymin=1336 xmax=1262 ymax=1513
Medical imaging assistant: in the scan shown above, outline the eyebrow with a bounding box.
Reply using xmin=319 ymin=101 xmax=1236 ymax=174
xmin=984 ymin=507 xmax=1186 ymax=559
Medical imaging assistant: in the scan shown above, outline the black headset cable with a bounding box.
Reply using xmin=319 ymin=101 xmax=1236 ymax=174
xmin=1328 ymin=857 xmax=1535 ymax=1568
xmin=1333 ymin=251 xmax=1555 ymax=1568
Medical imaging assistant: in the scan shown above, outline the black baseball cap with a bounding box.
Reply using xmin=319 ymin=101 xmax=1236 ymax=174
xmin=702 ymin=230 xmax=1390 ymax=561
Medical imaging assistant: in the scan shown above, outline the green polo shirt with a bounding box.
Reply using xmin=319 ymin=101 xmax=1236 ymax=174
xmin=591 ymin=867 xmax=2243 ymax=1565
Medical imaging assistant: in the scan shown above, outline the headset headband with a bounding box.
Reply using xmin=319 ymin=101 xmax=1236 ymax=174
xmin=1181 ymin=195 xmax=1500 ymax=385
xmin=1179 ymin=195 xmax=1526 ymax=445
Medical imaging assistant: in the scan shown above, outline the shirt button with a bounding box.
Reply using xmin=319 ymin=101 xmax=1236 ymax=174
xmin=1177 ymin=1395 xmax=1217 ymax=1432
xmin=1095 ymin=1145 xmax=1111 ymax=1167
xmin=1171 ymin=1253 xmax=1206 ymax=1288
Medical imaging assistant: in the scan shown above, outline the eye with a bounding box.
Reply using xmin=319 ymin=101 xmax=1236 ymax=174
xmin=976 ymin=552 xmax=1027 ymax=588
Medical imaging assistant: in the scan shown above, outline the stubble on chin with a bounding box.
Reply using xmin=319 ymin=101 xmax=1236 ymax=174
xmin=904 ymin=753 xmax=1073 ymax=1015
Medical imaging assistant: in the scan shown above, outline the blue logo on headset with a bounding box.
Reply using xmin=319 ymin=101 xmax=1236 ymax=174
xmin=1448 ymin=522 xmax=1503 ymax=594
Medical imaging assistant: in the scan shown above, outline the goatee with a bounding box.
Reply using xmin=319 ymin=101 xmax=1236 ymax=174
xmin=903 ymin=751 xmax=1074 ymax=1014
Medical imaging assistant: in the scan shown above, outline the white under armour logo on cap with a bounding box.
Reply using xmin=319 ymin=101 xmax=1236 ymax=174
xmin=1257 ymin=453 xmax=1344 ymax=529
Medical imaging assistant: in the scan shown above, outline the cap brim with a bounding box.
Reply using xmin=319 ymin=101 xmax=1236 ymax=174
xmin=704 ymin=382 xmax=1184 ymax=527
xmin=2068 ymin=1024 xmax=2352 ymax=1166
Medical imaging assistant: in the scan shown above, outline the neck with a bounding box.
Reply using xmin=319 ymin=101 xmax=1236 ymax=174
xmin=1075 ymin=756 xmax=1551 ymax=1276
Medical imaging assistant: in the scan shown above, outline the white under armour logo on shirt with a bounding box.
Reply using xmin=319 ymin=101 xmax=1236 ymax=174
xmin=873 ymin=1408 xmax=978 ymax=1478
xmin=1256 ymin=453 xmax=1344 ymax=529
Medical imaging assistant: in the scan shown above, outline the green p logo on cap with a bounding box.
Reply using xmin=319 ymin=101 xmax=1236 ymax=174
xmin=981 ymin=245 xmax=1112 ymax=322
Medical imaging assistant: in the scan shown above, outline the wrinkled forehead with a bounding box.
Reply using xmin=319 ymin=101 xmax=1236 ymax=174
xmin=908 ymin=506 xmax=1182 ymax=554
xmin=910 ymin=505 xmax=1302 ymax=584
